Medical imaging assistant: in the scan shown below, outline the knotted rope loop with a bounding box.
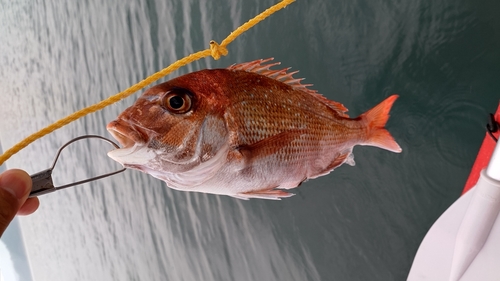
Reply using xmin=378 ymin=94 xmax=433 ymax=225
xmin=209 ymin=41 xmax=228 ymax=60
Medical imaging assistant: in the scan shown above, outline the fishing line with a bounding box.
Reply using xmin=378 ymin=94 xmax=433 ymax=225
xmin=0 ymin=0 xmax=295 ymax=166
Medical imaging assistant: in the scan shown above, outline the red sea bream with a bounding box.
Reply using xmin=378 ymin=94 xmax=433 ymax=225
xmin=107 ymin=58 xmax=402 ymax=200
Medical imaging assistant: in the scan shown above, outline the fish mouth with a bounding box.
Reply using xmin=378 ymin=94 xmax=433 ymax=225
xmin=106 ymin=119 xmax=157 ymax=166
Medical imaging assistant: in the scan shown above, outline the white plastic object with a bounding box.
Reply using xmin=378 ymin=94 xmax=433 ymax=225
xmin=408 ymin=141 xmax=500 ymax=281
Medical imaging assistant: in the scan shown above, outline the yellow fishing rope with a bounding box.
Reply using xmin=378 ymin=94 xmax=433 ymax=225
xmin=0 ymin=0 xmax=295 ymax=166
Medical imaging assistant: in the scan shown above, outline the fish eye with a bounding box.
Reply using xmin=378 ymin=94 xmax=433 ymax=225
xmin=161 ymin=88 xmax=193 ymax=114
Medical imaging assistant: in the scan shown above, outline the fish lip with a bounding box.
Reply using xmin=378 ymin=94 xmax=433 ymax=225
xmin=106 ymin=119 xmax=149 ymax=148
xmin=107 ymin=142 xmax=154 ymax=165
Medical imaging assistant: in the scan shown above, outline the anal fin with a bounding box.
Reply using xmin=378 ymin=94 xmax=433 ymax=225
xmin=345 ymin=152 xmax=355 ymax=166
xmin=312 ymin=150 xmax=355 ymax=178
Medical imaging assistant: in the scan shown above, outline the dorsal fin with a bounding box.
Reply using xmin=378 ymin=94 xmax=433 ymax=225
xmin=227 ymin=58 xmax=349 ymax=117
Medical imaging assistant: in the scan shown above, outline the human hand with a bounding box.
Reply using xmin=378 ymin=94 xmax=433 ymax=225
xmin=0 ymin=169 xmax=40 ymax=237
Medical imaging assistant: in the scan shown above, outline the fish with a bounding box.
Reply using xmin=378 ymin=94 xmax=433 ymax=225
xmin=106 ymin=58 xmax=402 ymax=200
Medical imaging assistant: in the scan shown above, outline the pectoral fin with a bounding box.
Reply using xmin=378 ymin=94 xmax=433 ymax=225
xmin=236 ymin=129 xmax=307 ymax=160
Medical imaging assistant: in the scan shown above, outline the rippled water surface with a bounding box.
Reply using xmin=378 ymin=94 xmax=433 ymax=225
xmin=1 ymin=0 xmax=500 ymax=280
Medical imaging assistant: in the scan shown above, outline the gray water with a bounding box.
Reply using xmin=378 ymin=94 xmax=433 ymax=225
xmin=1 ymin=0 xmax=500 ymax=280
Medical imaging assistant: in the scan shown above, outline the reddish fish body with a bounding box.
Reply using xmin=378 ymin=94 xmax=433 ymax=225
xmin=107 ymin=59 xmax=401 ymax=200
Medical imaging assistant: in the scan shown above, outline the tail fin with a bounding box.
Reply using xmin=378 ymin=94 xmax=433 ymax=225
xmin=360 ymin=95 xmax=402 ymax=153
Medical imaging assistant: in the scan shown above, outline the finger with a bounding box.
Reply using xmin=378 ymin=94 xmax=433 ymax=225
xmin=0 ymin=187 xmax=19 ymax=236
xmin=0 ymin=169 xmax=32 ymax=236
xmin=17 ymin=197 xmax=40 ymax=216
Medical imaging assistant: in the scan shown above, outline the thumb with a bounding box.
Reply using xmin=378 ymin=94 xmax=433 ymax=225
xmin=0 ymin=169 xmax=31 ymax=236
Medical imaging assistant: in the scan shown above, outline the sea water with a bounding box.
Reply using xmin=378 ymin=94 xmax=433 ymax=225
xmin=1 ymin=0 xmax=499 ymax=280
